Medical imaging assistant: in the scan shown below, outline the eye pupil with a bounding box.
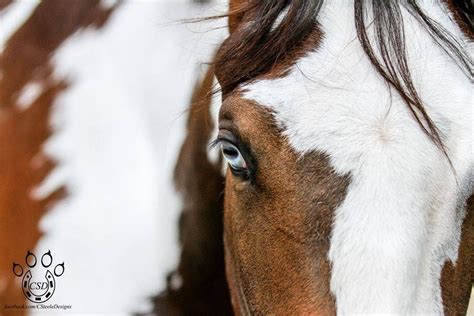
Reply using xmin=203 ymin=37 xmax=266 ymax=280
xmin=219 ymin=140 xmax=249 ymax=177
xmin=223 ymin=147 xmax=238 ymax=157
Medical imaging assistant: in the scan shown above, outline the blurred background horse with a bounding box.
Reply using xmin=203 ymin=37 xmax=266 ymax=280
xmin=0 ymin=0 xmax=226 ymax=313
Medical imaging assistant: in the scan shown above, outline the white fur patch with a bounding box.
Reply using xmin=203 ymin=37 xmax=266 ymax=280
xmin=207 ymin=76 xmax=228 ymax=176
xmin=243 ymin=1 xmax=472 ymax=314
xmin=0 ymin=0 xmax=40 ymax=52
xmin=207 ymin=75 xmax=222 ymax=164
xmin=16 ymin=81 xmax=43 ymax=110
xmin=100 ymin=0 xmax=118 ymax=10
xmin=30 ymin=2 xmax=226 ymax=314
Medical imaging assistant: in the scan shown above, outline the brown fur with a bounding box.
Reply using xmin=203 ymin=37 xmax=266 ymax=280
xmin=0 ymin=0 xmax=115 ymax=108
xmin=153 ymin=0 xmax=472 ymax=313
xmin=153 ymin=67 xmax=233 ymax=315
xmin=441 ymin=195 xmax=474 ymax=316
xmin=0 ymin=79 xmax=67 ymax=315
xmin=216 ymin=2 xmax=347 ymax=313
xmin=0 ymin=1 xmax=115 ymax=312
xmin=227 ymin=0 xmax=246 ymax=34
xmin=211 ymin=0 xmax=474 ymax=314
xmin=215 ymin=0 xmax=323 ymax=95
xmin=220 ymin=97 xmax=350 ymax=315
xmin=443 ymin=0 xmax=474 ymax=39
xmin=0 ymin=0 xmax=12 ymax=11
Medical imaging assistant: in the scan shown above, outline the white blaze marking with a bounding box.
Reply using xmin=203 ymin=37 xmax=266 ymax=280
xmin=244 ymin=1 xmax=473 ymax=314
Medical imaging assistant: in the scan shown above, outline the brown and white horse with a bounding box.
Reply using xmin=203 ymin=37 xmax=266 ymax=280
xmin=0 ymin=1 xmax=117 ymax=311
xmin=158 ymin=0 xmax=473 ymax=314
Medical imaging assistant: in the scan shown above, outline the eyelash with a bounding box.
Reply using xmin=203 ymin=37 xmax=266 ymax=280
xmin=209 ymin=138 xmax=223 ymax=149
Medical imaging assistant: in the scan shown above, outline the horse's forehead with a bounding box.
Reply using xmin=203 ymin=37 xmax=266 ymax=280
xmin=241 ymin=1 xmax=470 ymax=171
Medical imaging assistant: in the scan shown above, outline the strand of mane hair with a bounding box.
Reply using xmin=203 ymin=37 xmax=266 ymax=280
xmin=214 ymin=0 xmax=473 ymax=173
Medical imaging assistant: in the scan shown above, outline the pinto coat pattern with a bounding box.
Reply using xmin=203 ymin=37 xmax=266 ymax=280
xmin=164 ymin=0 xmax=473 ymax=314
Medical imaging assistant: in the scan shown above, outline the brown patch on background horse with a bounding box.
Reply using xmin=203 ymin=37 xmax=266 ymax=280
xmin=153 ymin=67 xmax=232 ymax=315
xmin=0 ymin=0 xmax=116 ymax=311
xmin=0 ymin=0 xmax=12 ymax=11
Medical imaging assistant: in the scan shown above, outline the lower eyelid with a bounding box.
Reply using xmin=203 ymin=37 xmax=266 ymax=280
xmin=229 ymin=167 xmax=250 ymax=179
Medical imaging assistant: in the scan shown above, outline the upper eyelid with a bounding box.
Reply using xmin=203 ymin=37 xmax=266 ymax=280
xmin=208 ymin=137 xmax=232 ymax=149
xmin=209 ymin=132 xmax=239 ymax=149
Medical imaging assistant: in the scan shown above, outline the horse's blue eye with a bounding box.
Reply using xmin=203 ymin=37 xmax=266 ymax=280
xmin=220 ymin=141 xmax=247 ymax=171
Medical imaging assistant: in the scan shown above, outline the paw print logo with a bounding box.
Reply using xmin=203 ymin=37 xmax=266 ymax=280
xmin=12 ymin=250 xmax=65 ymax=303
